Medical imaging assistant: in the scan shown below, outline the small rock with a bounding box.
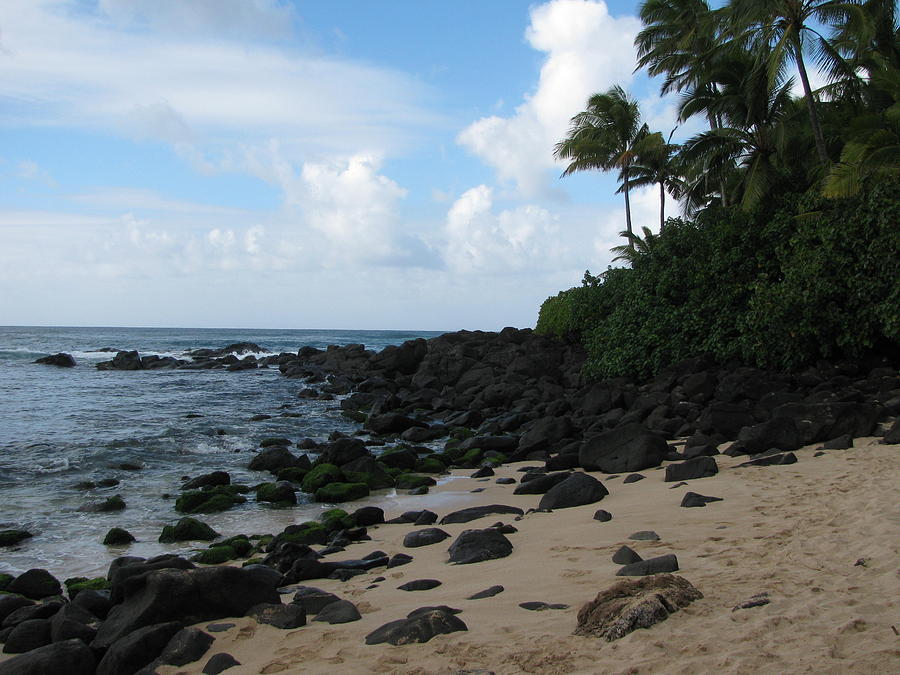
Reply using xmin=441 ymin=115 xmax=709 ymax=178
xmin=628 ymin=531 xmax=660 ymax=541
xmin=593 ymin=510 xmax=612 ymax=522
xmin=398 ymin=579 xmax=442 ymax=591
xmin=203 ymin=652 xmax=241 ymax=675
xmin=447 ymin=529 xmax=513 ymax=565
xmin=246 ymin=603 xmax=306 ymax=629
xmin=467 ymin=585 xmax=504 ymax=600
xmin=732 ymin=592 xmax=770 ymax=611
xmin=617 ymin=554 xmax=679 ymax=576
xmin=314 ymin=600 xmax=361 ymax=624
xmin=622 ymin=474 xmax=645 ymax=484
xmin=680 ymin=492 xmax=723 ymax=508
xmin=403 ymin=528 xmax=450 ymax=548
xmin=611 ymin=546 xmax=642 ymax=565
xmin=519 ymin=601 xmax=569 ymax=611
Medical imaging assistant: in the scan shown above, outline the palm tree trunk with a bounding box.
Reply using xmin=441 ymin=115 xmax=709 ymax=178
xmin=659 ymin=181 xmax=665 ymax=228
xmin=623 ymin=174 xmax=634 ymax=249
xmin=794 ymin=37 xmax=830 ymax=166
xmin=707 ymin=111 xmax=730 ymax=207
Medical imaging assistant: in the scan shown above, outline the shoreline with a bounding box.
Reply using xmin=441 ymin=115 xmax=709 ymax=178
xmin=2 ymin=328 xmax=898 ymax=674
xmin=145 ymin=435 xmax=899 ymax=674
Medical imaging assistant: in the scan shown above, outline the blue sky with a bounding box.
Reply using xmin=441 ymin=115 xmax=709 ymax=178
xmin=0 ymin=0 xmax=691 ymax=330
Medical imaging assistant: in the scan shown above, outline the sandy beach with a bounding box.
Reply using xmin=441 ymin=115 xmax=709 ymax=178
xmin=146 ymin=435 xmax=899 ymax=675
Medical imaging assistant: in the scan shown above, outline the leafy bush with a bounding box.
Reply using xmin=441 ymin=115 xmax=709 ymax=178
xmin=537 ymin=179 xmax=899 ymax=378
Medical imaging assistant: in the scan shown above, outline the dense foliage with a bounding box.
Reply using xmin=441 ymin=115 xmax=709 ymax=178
xmin=537 ymin=180 xmax=899 ymax=378
xmin=537 ymin=0 xmax=899 ymax=378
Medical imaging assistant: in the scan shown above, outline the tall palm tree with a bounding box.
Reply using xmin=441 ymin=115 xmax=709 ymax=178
xmin=727 ymin=0 xmax=863 ymax=167
xmin=635 ymin=1 xmax=736 ymax=204
xmin=554 ymin=86 xmax=648 ymax=247
xmin=622 ymin=131 xmax=684 ymax=228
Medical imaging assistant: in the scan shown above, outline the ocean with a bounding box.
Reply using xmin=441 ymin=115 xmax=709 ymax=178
xmin=0 ymin=325 xmax=445 ymax=580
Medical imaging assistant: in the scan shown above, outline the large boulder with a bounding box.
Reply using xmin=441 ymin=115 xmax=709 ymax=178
xmin=34 ymin=353 xmax=76 ymax=367
xmin=365 ymin=608 xmax=467 ymax=645
xmin=95 ymin=621 xmax=182 ymax=675
xmin=539 ymin=472 xmax=608 ymax=510
xmin=664 ymin=456 xmax=718 ymax=482
xmin=513 ymin=471 xmax=572 ymax=495
xmin=733 ymin=417 xmax=803 ymax=454
xmin=696 ymin=403 xmax=755 ymax=439
xmin=0 ymin=638 xmax=96 ymax=675
xmin=578 ymin=424 xmax=668 ymax=473
xmin=773 ymin=402 xmax=881 ymax=445
xmin=248 ymin=446 xmax=310 ymax=474
xmin=93 ymin=566 xmax=281 ymax=650
xmin=574 ymin=574 xmax=702 ymax=641
xmin=516 ymin=416 xmax=573 ymax=455
xmin=2 ymin=619 xmax=51 ymax=653
xmin=366 ymin=414 xmax=426 ymax=435
xmin=7 ymin=569 xmax=61 ymax=600
xmin=447 ymin=529 xmax=513 ymax=565
xmin=317 ymin=438 xmax=371 ymax=466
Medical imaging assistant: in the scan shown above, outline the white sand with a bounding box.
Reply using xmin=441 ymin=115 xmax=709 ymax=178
xmin=153 ymin=436 xmax=899 ymax=675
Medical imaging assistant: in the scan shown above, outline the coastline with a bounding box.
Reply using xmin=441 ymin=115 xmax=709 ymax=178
xmin=2 ymin=328 xmax=898 ymax=674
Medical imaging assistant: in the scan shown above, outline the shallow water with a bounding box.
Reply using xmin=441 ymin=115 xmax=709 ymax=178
xmin=0 ymin=326 xmax=444 ymax=579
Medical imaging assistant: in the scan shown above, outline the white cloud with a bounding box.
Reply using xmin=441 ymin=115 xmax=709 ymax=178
xmin=457 ymin=0 xmax=641 ymax=198
xmin=0 ymin=1 xmax=438 ymax=156
xmin=444 ymin=185 xmax=570 ymax=274
xmin=71 ymin=187 xmax=249 ymax=215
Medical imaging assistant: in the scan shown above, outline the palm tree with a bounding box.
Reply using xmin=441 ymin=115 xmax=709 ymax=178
xmin=625 ymin=130 xmax=684 ymax=227
xmin=679 ymin=49 xmax=799 ymax=209
xmin=554 ymin=86 xmax=647 ymax=247
xmin=610 ymin=226 xmax=660 ymax=265
xmin=635 ymin=0 xmax=719 ymax=96
xmin=727 ymin=0 xmax=863 ymax=167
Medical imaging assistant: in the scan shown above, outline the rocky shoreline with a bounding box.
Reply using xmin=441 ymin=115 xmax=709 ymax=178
xmin=6 ymin=328 xmax=899 ymax=674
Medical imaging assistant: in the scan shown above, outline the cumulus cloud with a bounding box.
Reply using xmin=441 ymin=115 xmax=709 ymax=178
xmin=444 ymin=185 xmax=571 ymax=274
xmin=457 ymin=0 xmax=641 ymax=198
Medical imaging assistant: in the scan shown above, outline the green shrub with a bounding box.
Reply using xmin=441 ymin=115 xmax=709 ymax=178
xmin=538 ymin=180 xmax=898 ymax=379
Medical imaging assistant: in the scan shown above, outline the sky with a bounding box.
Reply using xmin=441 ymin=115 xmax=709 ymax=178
xmin=0 ymin=0 xmax=694 ymax=331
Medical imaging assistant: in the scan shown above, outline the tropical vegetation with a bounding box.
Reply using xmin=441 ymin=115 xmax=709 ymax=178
xmin=537 ymin=0 xmax=899 ymax=378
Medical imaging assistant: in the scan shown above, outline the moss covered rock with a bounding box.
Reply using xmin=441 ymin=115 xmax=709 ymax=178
xmin=64 ymin=577 xmax=110 ymax=598
xmin=314 ymin=482 xmax=370 ymax=503
xmin=377 ymin=447 xmax=417 ymax=470
xmin=102 ymin=527 xmax=135 ymax=545
xmin=301 ymin=463 xmax=343 ymax=493
xmin=414 ymin=457 xmax=446 ymax=474
xmin=395 ymin=473 xmax=437 ymax=490
xmin=0 ymin=573 xmax=14 ymax=591
xmin=158 ymin=517 xmax=220 ymax=543
xmin=460 ymin=447 xmax=484 ymax=468
xmin=175 ymin=486 xmax=247 ymax=514
xmin=319 ymin=508 xmax=354 ymax=532
xmin=0 ymin=530 xmax=32 ymax=547
xmin=256 ymin=481 xmax=297 ymax=504
xmin=192 ymin=545 xmax=237 ymax=565
xmin=275 ymin=467 xmax=309 ymax=484
xmin=275 ymin=522 xmax=327 ymax=546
